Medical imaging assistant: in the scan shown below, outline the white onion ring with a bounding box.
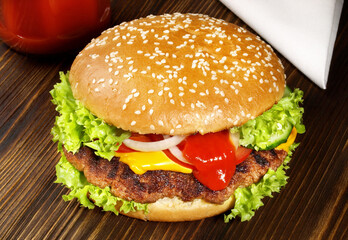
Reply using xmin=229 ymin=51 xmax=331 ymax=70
xmin=123 ymin=135 xmax=186 ymax=152
xmin=162 ymin=135 xmax=193 ymax=165
xmin=229 ymin=131 xmax=240 ymax=149
xmin=168 ymin=144 xmax=193 ymax=165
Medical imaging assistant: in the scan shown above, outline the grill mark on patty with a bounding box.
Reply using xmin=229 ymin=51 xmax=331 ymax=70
xmin=236 ymin=164 xmax=248 ymax=173
xmin=252 ymin=151 xmax=269 ymax=167
xmin=107 ymin=160 xmax=119 ymax=179
xmin=63 ymin=146 xmax=287 ymax=204
xmin=270 ymin=149 xmax=277 ymax=156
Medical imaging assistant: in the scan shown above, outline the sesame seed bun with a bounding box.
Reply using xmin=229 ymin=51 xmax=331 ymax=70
xmin=69 ymin=13 xmax=285 ymax=135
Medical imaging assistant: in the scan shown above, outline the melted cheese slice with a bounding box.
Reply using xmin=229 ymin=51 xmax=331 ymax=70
xmin=276 ymin=127 xmax=297 ymax=152
xmin=115 ymin=151 xmax=192 ymax=174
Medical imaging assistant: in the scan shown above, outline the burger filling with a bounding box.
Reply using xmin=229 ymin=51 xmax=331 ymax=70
xmin=51 ymin=72 xmax=305 ymax=221
xmin=115 ymin=131 xmax=253 ymax=191
xmin=62 ymin=145 xmax=287 ymax=204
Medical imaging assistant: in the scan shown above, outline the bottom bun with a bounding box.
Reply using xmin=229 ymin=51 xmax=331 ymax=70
xmin=117 ymin=196 xmax=235 ymax=222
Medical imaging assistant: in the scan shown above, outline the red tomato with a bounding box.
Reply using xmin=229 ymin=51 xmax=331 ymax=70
xmin=129 ymin=133 xmax=153 ymax=142
xmin=0 ymin=0 xmax=110 ymax=54
xmin=235 ymin=146 xmax=252 ymax=164
xmin=182 ymin=131 xmax=236 ymax=191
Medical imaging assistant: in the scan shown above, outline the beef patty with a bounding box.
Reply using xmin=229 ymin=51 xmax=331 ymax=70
xmin=63 ymin=146 xmax=287 ymax=204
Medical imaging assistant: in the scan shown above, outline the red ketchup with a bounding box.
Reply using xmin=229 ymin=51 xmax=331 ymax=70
xmin=0 ymin=0 xmax=110 ymax=54
xmin=182 ymin=131 xmax=238 ymax=191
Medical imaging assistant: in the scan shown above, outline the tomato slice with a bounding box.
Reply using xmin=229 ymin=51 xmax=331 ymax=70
xmin=235 ymin=147 xmax=252 ymax=165
xmin=129 ymin=133 xmax=152 ymax=142
xmin=116 ymin=144 xmax=136 ymax=153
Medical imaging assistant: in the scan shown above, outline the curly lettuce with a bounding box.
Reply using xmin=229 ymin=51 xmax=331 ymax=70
xmin=231 ymin=89 xmax=305 ymax=150
xmin=50 ymin=72 xmax=131 ymax=160
xmin=55 ymin=153 xmax=148 ymax=215
xmin=224 ymin=143 xmax=298 ymax=222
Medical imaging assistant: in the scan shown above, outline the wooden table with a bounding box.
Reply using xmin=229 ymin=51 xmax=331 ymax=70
xmin=1 ymin=1 xmax=347 ymax=239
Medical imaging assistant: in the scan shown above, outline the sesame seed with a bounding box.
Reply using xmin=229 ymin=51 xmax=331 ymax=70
xmin=90 ymin=54 xmax=99 ymax=59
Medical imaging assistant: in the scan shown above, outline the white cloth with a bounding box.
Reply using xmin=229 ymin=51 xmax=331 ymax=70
xmin=220 ymin=0 xmax=344 ymax=89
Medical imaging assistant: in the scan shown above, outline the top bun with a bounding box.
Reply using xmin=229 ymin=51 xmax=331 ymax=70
xmin=69 ymin=13 xmax=285 ymax=135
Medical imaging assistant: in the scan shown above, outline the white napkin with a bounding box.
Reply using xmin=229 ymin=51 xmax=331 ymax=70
xmin=220 ymin=0 xmax=344 ymax=89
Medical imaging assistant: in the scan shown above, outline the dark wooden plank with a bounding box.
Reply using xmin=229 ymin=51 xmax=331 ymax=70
xmin=0 ymin=0 xmax=347 ymax=239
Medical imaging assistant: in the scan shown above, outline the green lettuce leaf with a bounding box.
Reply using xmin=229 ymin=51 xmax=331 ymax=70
xmin=224 ymin=143 xmax=298 ymax=222
xmin=50 ymin=72 xmax=131 ymax=160
xmin=231 ymin=89 xmax=305 ymax=150
xmin=55 ymin=153 xmax=148 ymax=215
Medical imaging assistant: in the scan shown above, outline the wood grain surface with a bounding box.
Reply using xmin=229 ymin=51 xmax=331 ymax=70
xmin=0 ymin=0 xmax=347 ymax=239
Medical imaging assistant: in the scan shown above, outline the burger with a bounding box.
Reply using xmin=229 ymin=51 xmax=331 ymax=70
xmin=50 ymin=13 xmax=305 ymax=222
